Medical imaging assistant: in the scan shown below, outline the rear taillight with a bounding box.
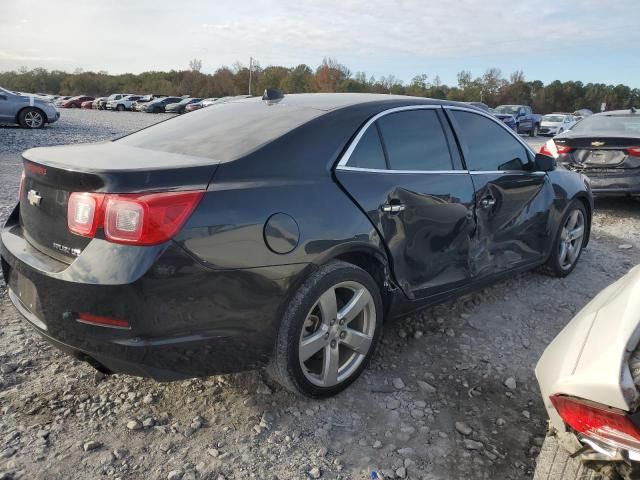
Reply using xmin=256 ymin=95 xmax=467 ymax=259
xmin=68 ymin=190 xmax=204 ymax=245
xmin=68 ymin=192 xmax=105 ymax=237
xmin=625 ymin=147 xmax=640 ymax=157
xmin=540 ymin=141 xmax=573 ymax=157
xmin=551 ymin=395 xmax=640 ymax=453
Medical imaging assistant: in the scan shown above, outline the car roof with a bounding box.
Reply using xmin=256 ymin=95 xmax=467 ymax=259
xmin=594 ymin=109 xmax=639 ymax=116
xmin=226 ymin=93 xmax=461 ymax=112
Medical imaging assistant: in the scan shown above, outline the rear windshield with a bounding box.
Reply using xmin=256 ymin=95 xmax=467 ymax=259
xmin=118 ymin=99 xmax=326 ymax=162
xmin=570 ymin=115 xmax=640 ymax=134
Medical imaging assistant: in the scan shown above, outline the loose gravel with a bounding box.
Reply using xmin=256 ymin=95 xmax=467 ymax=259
xmin=1 ymin=109 xmax=639 ymax=480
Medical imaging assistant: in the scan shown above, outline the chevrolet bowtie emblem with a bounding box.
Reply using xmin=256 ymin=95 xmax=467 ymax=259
xmin=591 ymin=141 xmax=605 ymax=147
xmin=27 ymin=189 xmax=42 ymax=207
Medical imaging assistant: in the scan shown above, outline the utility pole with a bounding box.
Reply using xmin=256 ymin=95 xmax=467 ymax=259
xmin=249 ymin=57 xmax=253 ymax=96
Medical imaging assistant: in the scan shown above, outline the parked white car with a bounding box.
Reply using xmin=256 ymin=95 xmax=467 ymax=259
xmin=106 ymin=94 xmax=143 ymax=111
xmin=539 ymin=113 xmax=577 ymax=136
xmin=534 ymin=265 xmax=640 ymax=479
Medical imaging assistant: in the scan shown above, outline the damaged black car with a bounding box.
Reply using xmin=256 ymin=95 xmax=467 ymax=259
xmin=0 ymin=93 xmax=592 ymax=398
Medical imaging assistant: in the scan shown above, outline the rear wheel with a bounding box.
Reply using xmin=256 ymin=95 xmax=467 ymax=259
xmin=530 ymin=123 xmax=539 ymax=137
xmin=542 ymin=200 xmax=587 ymax=277
xmin=18 ymin=108 xmax=45 ymax=129
xmin=116 ymin=104 xmax=125 ymax=112
xmin=534 ymin=434 xmax=610 ymax=479
xmin=267 ymin=261 xmax=383 ymax=398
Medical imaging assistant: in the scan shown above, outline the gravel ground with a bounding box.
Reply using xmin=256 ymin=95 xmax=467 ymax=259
xmin=1 ymin=110 xmax=639 ymax=480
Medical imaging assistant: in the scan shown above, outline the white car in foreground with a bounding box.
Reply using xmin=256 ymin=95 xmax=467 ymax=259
xmin=534 ymin=266 xmax=640 ymax=479
xmin=539 ymin=113 xmax=577 ymax=137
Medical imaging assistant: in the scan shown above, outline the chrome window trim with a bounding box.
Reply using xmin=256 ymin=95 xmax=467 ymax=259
xmin=336 ymin=105 xmax=445 ymax=171
xmin=338 ymin=166 xmax=469 ymax=174
xmin=335 ymin=103 xmax=538 ymax=174
xmin=443 ymin=105 xmax=537 ymax=158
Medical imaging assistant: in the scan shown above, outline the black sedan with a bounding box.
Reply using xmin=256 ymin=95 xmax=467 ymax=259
xmin=142 ymin=96 xmax=183 ymax=113
xmin=541 ymin=108 xmax=640 ymax=195
xmin=0 ymin=93 xmax=592 ymax=398
xmin=165 ymin=97 xmax=203 ymax=114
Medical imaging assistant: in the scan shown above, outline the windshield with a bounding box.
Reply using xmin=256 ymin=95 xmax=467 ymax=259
xmin=542 ymin=115 xmax=565 ymax=122
xmin=0 ymin=87 xmax=16 ymax=95
xmin=118 ymin=98 xmax=326 ymax=162
xmin=494 ymin=106 xmax=519 ymax=115
xmin=569 ymin=115 xmax=640 ymax=134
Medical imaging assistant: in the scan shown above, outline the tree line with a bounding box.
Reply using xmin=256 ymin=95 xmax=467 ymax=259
xmin=1 ymin=58 xmax=638 ymax=114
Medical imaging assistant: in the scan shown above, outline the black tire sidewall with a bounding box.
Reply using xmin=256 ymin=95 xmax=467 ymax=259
xmin=274 ymin=262 xmax=383 ymax=398
xmin=546 ymin=200 xmax=587 ymax=277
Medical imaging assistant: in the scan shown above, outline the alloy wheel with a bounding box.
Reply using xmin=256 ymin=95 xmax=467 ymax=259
xmin=24 ymin=111 xmax=43 ymax=128
xmin=298 ymin=281 xmax=376 ymax=387
xmin=558 ymin=209 xmax=585 ymax=270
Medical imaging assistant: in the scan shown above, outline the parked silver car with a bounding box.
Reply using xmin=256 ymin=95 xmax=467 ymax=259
xmin=0 ymin=87 xmax=60 ymax=128
xmin=534 ymin=265 xmax=640 ymax=479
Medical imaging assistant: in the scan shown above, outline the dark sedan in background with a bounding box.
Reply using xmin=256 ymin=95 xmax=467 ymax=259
xmin=165 ymin=97 xmax=202 ymax=114
xmin=1 ymin=93 xmax=592 ymax=398
xmin=142 ymin=96 xmax=183 ymax=113
xmin=541 ymin=108 xmax=640 ymax=195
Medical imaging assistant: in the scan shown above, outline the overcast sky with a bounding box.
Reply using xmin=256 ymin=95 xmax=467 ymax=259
xmin=1 ymin=0 xmax=639 ymax=86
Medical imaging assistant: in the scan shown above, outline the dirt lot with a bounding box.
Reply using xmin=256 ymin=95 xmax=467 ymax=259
xmin=1 ymin=110 xmax=640 ymax=480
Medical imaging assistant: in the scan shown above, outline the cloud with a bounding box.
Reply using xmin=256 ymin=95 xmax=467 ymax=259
xmin=0 ymin=0 xmax=638 ymax=80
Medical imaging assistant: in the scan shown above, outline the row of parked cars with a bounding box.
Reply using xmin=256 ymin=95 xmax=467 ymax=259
xmin=467 ymin=101 xmax=593 ymax=137
xmin=43 ymin=93 xmax=252 ymax=114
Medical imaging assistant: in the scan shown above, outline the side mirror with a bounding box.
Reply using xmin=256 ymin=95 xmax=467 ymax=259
xmin=0 ymin=95 xmax=6 ymax=101
xmin=534 ymin=153 xmax=556 ymax=172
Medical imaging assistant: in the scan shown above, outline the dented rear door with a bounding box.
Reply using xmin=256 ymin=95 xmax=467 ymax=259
xmin=335 ymin=107 xmax=476 ymax=300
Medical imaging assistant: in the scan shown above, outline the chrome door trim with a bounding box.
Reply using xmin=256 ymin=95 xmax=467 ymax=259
xmin=337 ymin=166 xmax=469 ymax=174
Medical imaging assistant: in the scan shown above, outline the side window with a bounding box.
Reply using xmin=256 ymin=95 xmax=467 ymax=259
xmin=346 ymin=125 xmax=387 ymax=170
xmin=376 ymin=110 xmax=453 ymax=171
xmin=451 ymin=110 xmax=530 ymax=171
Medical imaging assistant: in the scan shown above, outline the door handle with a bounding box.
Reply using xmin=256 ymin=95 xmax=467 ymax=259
xmin=381 ymin=203 xmax=406 ymax=213
xmin=480 ymin=196 xmax=496 ymax=208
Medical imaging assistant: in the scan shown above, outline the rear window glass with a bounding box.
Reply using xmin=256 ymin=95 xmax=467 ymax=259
xmin=347 ymin=126 xmax=386 ymax=169
xmin=118 ymin=99 xmax=325 ymax=162
xmin=570 ymin=115 xmax=640 ymax=134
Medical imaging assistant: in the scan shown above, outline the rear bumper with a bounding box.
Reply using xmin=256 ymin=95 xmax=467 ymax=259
xmin=1 ymin=211 xmax=303 ymax=381
xmin=581 ymin=170 xmax=640 ymax=195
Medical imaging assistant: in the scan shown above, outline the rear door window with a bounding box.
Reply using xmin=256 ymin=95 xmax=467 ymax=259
xmin=376 ymin=110 xmax=453 ymax=171
xmin=450 ymin=110 xmax=530 ymax=171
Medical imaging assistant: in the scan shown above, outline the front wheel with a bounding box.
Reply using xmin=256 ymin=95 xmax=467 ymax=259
xmin=116 ymin=104 xmax=125 ymax=112
xmin=18 ymin=108 xmax=45 ymax=129
xmin=534 ymin=434 xmax=609 ymax=479
xmin=267 ymin=261 xmax=383 ymax=398
xmin=542 ymin=200 xmax=587 ymax=277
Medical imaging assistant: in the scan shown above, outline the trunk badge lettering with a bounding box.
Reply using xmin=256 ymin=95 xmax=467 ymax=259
xmin=591 ymin=141 xmax=605 ymax=147
xmin=52 ymin=242 xmax=81 ymax=257
xmin=27 ymin=190 xmax=42 ymax=207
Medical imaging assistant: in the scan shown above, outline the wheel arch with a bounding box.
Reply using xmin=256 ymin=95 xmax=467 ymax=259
xmin=16 ymin=106 xmax=48 ymax=124
xmin=324 ymin=245 xmax=398 ymax=319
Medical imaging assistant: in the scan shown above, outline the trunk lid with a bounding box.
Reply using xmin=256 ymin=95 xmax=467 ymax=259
xmin=20 ymin=142 xmax=218 ymax=262
xmin=555 ymin=136 xmax=640 ymax=169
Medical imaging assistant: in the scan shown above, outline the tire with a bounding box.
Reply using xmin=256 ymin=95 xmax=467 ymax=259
xmin=541 ymin=200 xmax=587 ymax=277
xmin=267 ymin=260 xmax=383 ymax=398
xmin=116 ymin=104 xmax=125 ymax=112
xmin=533 ymin=434 xmax=606 ymax=480
xmin=530 ymin=123 xmax=539 ymax=137
xmin=18 ymin=108 xmax=45 ymax=129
